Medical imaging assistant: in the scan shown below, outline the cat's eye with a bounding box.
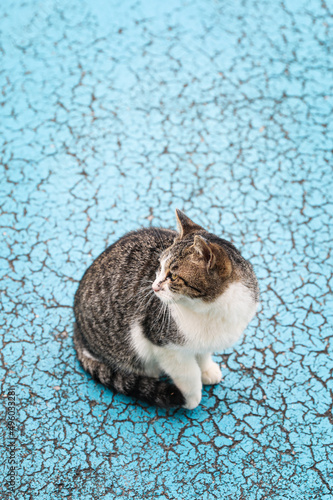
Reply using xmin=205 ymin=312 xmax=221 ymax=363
xmin=168 ymin=272 xmax=177 ymax=281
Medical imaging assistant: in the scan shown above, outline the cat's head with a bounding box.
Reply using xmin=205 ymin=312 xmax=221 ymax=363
xmin=152 ymin=209 xmax=233 ymax=307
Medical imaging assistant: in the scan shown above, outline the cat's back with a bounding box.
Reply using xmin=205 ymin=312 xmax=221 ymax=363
xmin=74 ymin=227 xmax=176 ymax=310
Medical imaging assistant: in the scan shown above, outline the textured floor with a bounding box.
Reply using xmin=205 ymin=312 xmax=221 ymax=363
xmin=1 ymin=0 xmax=333 ymax=498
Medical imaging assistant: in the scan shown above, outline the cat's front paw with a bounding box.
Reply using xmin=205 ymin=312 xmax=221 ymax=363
xmin=183 ymin=391 xmax=202 ymax=410
xmin=201 ymin=362 xmax=222 ymax=385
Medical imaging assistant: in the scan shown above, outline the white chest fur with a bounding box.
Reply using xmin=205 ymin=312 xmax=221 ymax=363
xmin=170 ymin=281 xmax=258 ymax=353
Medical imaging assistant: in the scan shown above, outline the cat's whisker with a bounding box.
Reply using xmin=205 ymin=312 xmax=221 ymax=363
xmin=169 ymin=296 xmax=185 ymax=323
xmin=155 ymin=301 xmax=165 ymax=326
xmin=144 ymin=292 xmax=156 ymax=309
xmin=130 ymin=285 xmax=154 ymax=302
xmin=136 ymin=287 xmax=154 ymax=300
xmin=153 ymin=300 xmax=169 ymax=341
xmin=158 ymin=302 xmax=169 ymax=342
xmin=136 ymin=290 xmax=155 ymax=310
xmin=161 ymin=302 xmax=168 ymax=327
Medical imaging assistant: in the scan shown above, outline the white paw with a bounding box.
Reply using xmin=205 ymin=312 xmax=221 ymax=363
xmin=183 ymin=391 xmax=202 ymax=410
xmin=201 ymin=362 xmax=222 ymax=385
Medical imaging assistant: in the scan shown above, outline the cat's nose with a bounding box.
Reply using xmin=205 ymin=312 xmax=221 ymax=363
xmin=152 ymin=283 xmax=161 ymax=292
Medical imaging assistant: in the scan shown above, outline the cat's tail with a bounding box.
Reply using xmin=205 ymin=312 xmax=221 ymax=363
xmin=73 ymin=323 xmax=185 ymax=408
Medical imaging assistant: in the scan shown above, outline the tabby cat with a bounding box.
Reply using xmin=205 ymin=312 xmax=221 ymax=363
xmin=74 ymin=210 xmax=259 ymax=409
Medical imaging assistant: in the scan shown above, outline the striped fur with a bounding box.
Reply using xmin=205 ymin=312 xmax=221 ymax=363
xmin=73 ymin=210 xmax=259 ymax=409
xmin=74 ymin=323 xmax=185 ymax=407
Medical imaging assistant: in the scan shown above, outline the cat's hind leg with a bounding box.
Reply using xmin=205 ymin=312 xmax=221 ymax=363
xmin=74 ymin=323 xmax=185 ymax=408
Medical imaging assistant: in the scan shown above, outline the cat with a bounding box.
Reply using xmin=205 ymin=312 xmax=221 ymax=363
xmin=73 ymin=209 xmax=259 ymax=409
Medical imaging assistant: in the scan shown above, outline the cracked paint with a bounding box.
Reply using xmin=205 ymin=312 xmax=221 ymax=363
xmin=0 ymin=0 xmax=333 ymax=498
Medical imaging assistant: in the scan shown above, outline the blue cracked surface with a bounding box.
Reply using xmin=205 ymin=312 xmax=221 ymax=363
xmin=1 ymin=0 xmax=333 ymax=498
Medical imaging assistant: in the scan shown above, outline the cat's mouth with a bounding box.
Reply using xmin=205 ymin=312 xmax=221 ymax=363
xmin=153 ymin=287 xmax=172 ymax=302
xmin=152 ymin=282 xmax=174 ymax=303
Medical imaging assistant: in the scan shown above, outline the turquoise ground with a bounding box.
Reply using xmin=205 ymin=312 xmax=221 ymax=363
xmin=1 ymin=0 xmax=333 ymax=498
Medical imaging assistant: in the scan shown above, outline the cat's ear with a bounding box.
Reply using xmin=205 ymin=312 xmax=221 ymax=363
xmin=192 ymin=235 xmax=216 ymax=269
xmin=175 ymin=209 xmax=204 ymax=238
xmin=193 ymin=235 xmax=232 ymax=276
